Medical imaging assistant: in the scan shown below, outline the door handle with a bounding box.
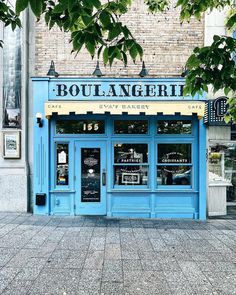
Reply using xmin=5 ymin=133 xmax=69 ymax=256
xmin=102 ymin=169 xmax=106 ymax=186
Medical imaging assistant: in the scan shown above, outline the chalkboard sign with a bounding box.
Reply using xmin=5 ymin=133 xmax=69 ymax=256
xmin=81 ymin=148 xmax=101 ymax=202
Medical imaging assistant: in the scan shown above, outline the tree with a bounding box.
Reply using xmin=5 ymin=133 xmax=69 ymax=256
xmin=0 ymin=0 xmax=236 ymax=121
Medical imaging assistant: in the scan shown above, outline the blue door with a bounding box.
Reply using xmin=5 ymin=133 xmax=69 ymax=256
xmin=75 ymin=141 xmax=107 ymax=215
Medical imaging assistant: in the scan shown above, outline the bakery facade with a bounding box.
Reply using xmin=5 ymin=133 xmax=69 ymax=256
xmin=33 ymin=77 xmax=207 ymax=220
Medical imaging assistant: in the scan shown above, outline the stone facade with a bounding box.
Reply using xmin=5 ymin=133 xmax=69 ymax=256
xmin=34 ymin=0 xmax=204 ymax=77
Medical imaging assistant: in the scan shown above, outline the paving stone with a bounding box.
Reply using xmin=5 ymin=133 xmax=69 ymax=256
xmin=89 ymin=237 xmax=106 ymax=251
xmin=0 ymin=267 xmax=20 ymax=280
xmin=141 ymin=259 xmax=162 ymax=271
xmin=124 ymin=270 xmax=171 ymax=295
xmin=101 ymin=282 xmax=124 ymax=295
xmin=2 ymin=280 xmax=33 ymax=295
xmin=84 ymin=251 xmax=104 ymax=269
xmin=80 ymin=269 xmax=102 ymax=282
xmin=102 ymin=259 xmax=123 ymax=282
xmin=14 ymin=267 xmax=42 ymax=280
xmin=123 ymin=259 xmax=142 ymax=271
xmin=0 ymin=279 xmax=12 ymax=293
xmin=76 ymin=280 xmax=101 ymax=295
xmin=104 ymin=243 xmax=121 ymax=259
xmin=122 ymin=250 xmax=139 ymax=260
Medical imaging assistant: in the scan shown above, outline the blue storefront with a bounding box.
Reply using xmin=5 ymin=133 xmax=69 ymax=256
xmin=33 ymin=77 xmax=206 ymax=220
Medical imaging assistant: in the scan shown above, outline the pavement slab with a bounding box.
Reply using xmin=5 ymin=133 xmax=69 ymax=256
xmin=0 ymin=213 xmax=236 ymax=294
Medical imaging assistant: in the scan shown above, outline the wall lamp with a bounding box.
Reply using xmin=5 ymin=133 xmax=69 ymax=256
xmin=36 ymin=113 xmax=43 ymax=128
xmin=181 ymin=66 xmax=189 ymax=77
xmin=139 ymin=61 xmax=148 ymax=77
xmin=92 ymin=61 xmax=103 ymax=77
xmin=47 ymin=60 xmax=59 ymax=77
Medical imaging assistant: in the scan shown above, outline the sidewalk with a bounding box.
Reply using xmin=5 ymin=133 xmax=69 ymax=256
xmin=0 ymin=213 xmax=236 ymax=295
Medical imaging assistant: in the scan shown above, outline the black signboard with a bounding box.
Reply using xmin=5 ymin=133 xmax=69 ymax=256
xmin=81 ymin=148 xmax=101 ymax=202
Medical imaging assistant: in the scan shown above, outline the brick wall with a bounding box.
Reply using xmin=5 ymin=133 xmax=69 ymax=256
xmin=34 ymin=0 xmax=204 ymax=77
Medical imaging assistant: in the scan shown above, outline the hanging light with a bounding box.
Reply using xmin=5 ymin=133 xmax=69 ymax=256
xmin=92 ymin=61 xmax=103 ymax=77
xmin=139 ymin=61 xmax=148 ymax=77
xmin=47 ymin=60 xmax=59 ymax=77
xmin=181 ymin=66 xmax=189 ymax=77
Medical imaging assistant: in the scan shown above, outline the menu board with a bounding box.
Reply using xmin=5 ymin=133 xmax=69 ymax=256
xmin=81 ymin=148 xmax=101 ymax=202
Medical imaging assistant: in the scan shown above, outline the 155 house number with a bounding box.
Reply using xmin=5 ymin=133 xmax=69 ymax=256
xmin=83 ymin=123 xmax=99 ymax=131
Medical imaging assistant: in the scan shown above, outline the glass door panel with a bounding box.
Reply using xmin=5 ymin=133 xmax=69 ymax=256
xmin=75 ymin=141 xmax=106 ymax=215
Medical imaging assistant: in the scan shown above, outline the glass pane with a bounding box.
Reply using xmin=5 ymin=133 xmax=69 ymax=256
xmin=158 ymin=144 xmax=191 ymax=164
xmin=157 ymin=166 xmax=191 ymax=185
xmin=114 ymin=120 xmax=148 ymax=134
xmin=114 ymin=144 xmax=148 ymax=163
xmin=3 ymin=20 xmax=22 ymax=128
xmin=157 ymin=120 xmax=192 ymax=134
xmin=114 ymin=165 xmax=148 ymax=185
xmin=56 ymin=120 xmax=105 ymax=134
xmin=209 ymin=143 xmax=236 ymax=203
xmin=56 ymin=144 xmax=69 ymax=186
xmin=81 ymin=148 xmax=101 ymax=202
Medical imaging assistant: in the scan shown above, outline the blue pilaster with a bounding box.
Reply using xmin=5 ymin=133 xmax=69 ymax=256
xmin=33 ymin=78 xmax=50 ymax=214
xmin=198 ymin=118 xmax=206 ymax=220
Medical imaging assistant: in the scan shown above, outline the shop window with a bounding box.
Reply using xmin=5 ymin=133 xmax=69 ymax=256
xmin=56 ymin=120 xmax=105 ymax=134
xmin=209 ymin=143 xmax=235 ymax=202
xmin=157 ymin=166 xmax=191 ymax=185
xmin=114 ymin=144 xmax=148 ymax=186
xmin=157 ymin=144 xmax=192 ymax=186
xmin=56 ymin=143 xmax=69 ymax=186
xmin=114 ymin=120 xmax=148 ymax=134
xmin=157 ymin=120 xmax=192 ymax=134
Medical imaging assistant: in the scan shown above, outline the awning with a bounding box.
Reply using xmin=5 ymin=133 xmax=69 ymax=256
xmin=45 ymin=101 xmax=206 ymax=119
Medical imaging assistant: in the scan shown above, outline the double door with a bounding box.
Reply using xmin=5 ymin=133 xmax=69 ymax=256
xmin=74 ymin=141 xmax=107 ymax=215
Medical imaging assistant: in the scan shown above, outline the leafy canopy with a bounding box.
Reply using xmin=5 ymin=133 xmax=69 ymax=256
xmin=0 ymin=0 xmax=236 ymax=121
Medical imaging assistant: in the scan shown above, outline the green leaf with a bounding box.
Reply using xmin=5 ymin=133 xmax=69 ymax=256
xmin=30 ymin=0 xmax=42 ymax=17
xmin=97 ymin=45 xmax=103 ymax=59
xmin=68 ymin=0 xmax=75 ymax=12
xmin=213 ymin=35 xmax=220 ymax=42
xmin=224 ymin=114 xmax=231 ymax=124
xmin=100 ymin=11 xmax=111 ymax=28
xmin=135 ymin=43 xmax=143 ymax=59
xmin=83 ymin=0 xmax=94 ymax=9
xmin=53 ymin=4 xmax=65 ymax=14
xmin=16 ymin=0 xmax=29 ymax=15
xmin=108 ymin=23 xmax=122 ymax=40
xmin=103 ymin=47 xmax=109 ymax=65
xmin=121 ymin=50 xmax=127 ymax=66
xmin=81 ymin=14 xmax=93 ymax=26
xmin=186 ymin=54 xmax=200 ymax=68
xmin=129 ymin=44 xmax=138 ymax=61
xmin=90 ymin=0 xmax=101 ymax=9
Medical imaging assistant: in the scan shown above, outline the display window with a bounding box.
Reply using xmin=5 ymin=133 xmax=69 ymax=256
xmin=157 ymin=120 xmax=192 ymax=134
xmin=157 ymin=143 xmax=192 ymax=186
xmin=114 ymin=120 xmax=148 ymax=134
xmin=56 ymin=143 xmax=69 ymax=186
xmin=113 ymin=143 xmax=149 ymax=187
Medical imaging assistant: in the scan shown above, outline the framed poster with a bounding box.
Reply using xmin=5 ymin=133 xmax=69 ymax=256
xmin=2 ymin=131 xmax=21 ymax=159
xmin=121 ymin=173 xmax=140 ymax=184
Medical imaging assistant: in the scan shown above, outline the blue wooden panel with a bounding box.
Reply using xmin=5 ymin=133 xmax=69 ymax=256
xmin=33 ymin=80 xmax=50 ymax=215
xmin=50 ymin=193 xmax=73 ymax=215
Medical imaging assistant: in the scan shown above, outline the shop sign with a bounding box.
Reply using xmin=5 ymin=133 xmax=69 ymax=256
xmin=48 ymin=79 xmax=202 ymax=101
